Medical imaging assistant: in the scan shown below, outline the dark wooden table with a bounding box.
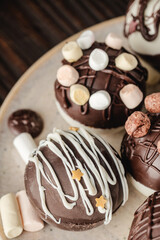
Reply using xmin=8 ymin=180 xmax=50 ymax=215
xmin=0 ymin=0 xmax=129 ymax=105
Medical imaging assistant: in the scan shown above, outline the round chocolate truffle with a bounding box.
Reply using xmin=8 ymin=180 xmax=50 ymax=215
xmin=121 ymin=113 xmax=160 ymax=196
xmin=55 ymin=40 xmax=147 ymax=130
xmin=8 ymin=109 xmax=43 ymax=138
xmin=124 ymin=0 xmax=160 ymax=71
xmin=128 ymin=191 xmax=160 ymax=240
xmin=25 ymin=128 xmax=128 ymax=231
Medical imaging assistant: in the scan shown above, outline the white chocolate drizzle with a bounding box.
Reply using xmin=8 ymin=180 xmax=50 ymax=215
xmin=29 ymin=128 xmax=128 ymax=225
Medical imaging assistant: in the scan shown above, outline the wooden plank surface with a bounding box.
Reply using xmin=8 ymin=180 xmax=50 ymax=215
xmin=0 ymin=0 xmax=129 ymax=105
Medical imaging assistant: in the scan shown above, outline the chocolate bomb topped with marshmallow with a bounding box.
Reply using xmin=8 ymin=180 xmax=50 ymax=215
xmin=121 ymin=93 xmax=160 ymax=196
xmin=128 ymin=191 xmax=160 ymax=240
xmin=124 ymin=0 xmax=160 ymax=71
xmin=54 ymin=31 xmax=147 ymax=129
xmin=25 ymin=128 xmax=128 ymax=231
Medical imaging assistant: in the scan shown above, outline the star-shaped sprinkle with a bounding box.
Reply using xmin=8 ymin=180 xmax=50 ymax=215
xmin=95 ymin=195 xmax=107 ymax=208
xmin=72 ymin=169 xmax=83 ymax=181
xmin=69 ymin=126 xmax=79 ymax=132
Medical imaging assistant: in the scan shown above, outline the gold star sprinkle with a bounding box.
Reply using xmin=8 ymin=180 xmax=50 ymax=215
xmin=72 ymin=169 xmax=83 ymax=181
xmin=69 ymin=126 xmax=79 ymax=132
xmin=95 ymin=195 xmax=107 ymax=208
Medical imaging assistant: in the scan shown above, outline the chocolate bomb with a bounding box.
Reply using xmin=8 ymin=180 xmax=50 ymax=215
xmin=128 ymin=191 xmax=160 ymax=240
xmin=121 ymin=113 xmax=160 ymax=191
xmin=55 ymin=42 xmax=147 ymax=129
xmin=124 ymin=0 xmax=160 ymax=71
xmin=25 ymin=128 xmax=128 ymax=231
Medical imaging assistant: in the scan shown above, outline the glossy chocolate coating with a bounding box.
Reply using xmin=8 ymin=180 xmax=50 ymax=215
xmin=55 ymin=42 xmax=147 ymax=129
xmin=124 ymin=0 xmax=160 ymax=70
xmin=128 ymin=191 xmax=160 ymax=240
xmin=8 ymin=109 xmax=43 ymax=138
xmin=121 ymin=114 xmax=160 ymax=190
xmin=25 ymin=134 xmax=124 ymax=231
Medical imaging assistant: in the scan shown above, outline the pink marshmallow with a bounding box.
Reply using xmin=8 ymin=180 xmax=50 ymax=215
xmin=105 ymin=32 xmax=122 ymax=50
xmin=57 ymin=65 xmax=79 ymax=87
xmin=16 ymin=190 xmax=44 ymax=232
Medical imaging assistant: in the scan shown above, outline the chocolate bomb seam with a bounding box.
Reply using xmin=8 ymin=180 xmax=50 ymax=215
xmin=55 ymin=42 xmax=147 ymax=128
xmin=28 ymin=128 xmax=128 ymax=225
xmin=124 ymin=0 xmax=160 ymax=41
xmin=128 ymin=191 xmax=160 ymax=240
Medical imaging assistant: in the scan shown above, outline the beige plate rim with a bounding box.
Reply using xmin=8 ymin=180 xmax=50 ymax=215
xmin=0 ymin=16 xmax=124 ymax=123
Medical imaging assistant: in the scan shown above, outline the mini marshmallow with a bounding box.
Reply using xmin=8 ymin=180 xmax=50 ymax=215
xmin=70 ymin=84 xmax=90 ymax=105
xmin=77 ymin=30 xmax=95 ymax=50
xmin=145 ymin=93 xmax=160 ymax=113
xmin=115 ymin=53 xmax=138 ymax=71
xmin=62 ymin=41 xmax=83 ymax=63
xmin=16 ymin=191 xmax=44 ymax=232
xmin=13 ymin=132 xmax=37 ymax=164
xmin=120 ymin=84 xmax=143 ymax=109
xmin=105 ymin=32 xmax=122 ymax=50
xmin=89 ymin=90 xmax=111 ymax=110
xmin=57 ymin=65 xmax=79 ymax=87
xmin=89 ymin=48 xmax=109 ymax=71
xmin=0 ymin=193 xmax=23 ymax=239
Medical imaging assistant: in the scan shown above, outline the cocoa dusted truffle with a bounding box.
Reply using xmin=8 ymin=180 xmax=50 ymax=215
xmin=25 ymin=128 xmax=128 ymax=231
xmin=128 ymin=191 xmax=160 ymax=240
xmin=54 ymin=31 xmax=147 ymax=130
xmin=124 ymin=0 xmax=160 ymax=71
xmin=121 ymin=93 xmax=160 ymax=196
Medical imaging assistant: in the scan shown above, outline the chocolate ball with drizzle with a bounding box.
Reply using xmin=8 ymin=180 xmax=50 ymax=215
xmin=121 ymin=112 xmax=160 ymax=196
xmin=24 ymin=128 xmax=128 ymax=231
xmin=55 ymin=40 xmax=147 ymax=129
xmin=128 ymin=191 xmax=160 ymax=240
xmin=124 ymin=0 xmax=160 ymax=71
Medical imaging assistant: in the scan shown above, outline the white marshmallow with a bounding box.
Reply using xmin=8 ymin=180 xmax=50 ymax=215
xmin=57 ymin=65 xmax=79 ymax=87
xmin=89 ymin=90 xmax=111 ymax=110
xmin=70 ymin=84 xmax=90 ymax=105
xmin=89 ymin=48 xmax=109 ymax=71
xmin=0 ymin=193 xmax=23 ymax=239
xmin=16 ymin=191 xmax=44 ymax=232
xmin=77 ymin=30 xmax=95 ymax=50
xmin=120 ymin=84 xmax=143 ymax=109
xmin=105 ymin=32 xmax=122 ymax=50
xmin=62 ymin=41 xmax=83 ymax=63
xmin=115 ymin=53 xmax=138 ymax=71
xmin=13 ymin=132 xmax=37 ymax=164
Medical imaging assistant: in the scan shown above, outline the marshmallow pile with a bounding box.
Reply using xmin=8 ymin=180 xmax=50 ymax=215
xmin=57 ymin=30 xmax=143 ymax=111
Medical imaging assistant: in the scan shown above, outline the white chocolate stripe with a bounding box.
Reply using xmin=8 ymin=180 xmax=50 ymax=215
xmin=30 ymin=128 xmax=128 ymax=225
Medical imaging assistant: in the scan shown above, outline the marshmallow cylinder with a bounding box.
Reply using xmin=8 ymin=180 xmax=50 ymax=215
xmin=105 ymin=32 xmax=122 ymax=50
xmin=0 ymin=193 xmax=23 ymax=239
xmin=57 ymin=65 xmax=79 ymax=87
xmin=13 ymin=132 xmax=37 ymax=164
xmin=70 ymin=84 xmax=90 ymax=105
xmin=89 ymin=90 xmax=111 ymax=110
xmin=62 ymin=41 xmax=83 ymax=63
xmin=77 ymin=30 xmax=95 ymax=50
xmin=89 ymin=48 xmax=109 ymax=71
xmin=115 ymin=53 xmax=138 ymax=71
xmin=16 ymin=191 xmax=44 ymax=232
xmin=120 ymin=84 xmax=143 ymax=109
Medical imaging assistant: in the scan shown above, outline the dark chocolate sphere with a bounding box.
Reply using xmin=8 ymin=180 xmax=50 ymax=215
xmin=124 ymin=0 xmax=160 ymax=71
xmin=25 ymin=128 xmax=128 ymax=231
xmin=55 ymin=42 xmax=147 ymax=129
xmin=128 ymin=191 xmax=160 ymax=240
xmin=121 ymin=114 xmax=160 ymax=191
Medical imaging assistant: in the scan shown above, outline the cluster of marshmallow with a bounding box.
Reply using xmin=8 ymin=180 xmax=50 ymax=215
xmin=0 ymin=131 xmax=44 ymax=239
xmin=125 ymin=92 xmax=160 ymax=139
xmin=57 ymin=30 xmax=143 ymax=111
xmin=0 ymin=191 xmax=44 ymax=239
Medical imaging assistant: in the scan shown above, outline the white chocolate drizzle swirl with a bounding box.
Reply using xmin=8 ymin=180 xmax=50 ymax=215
xmin=29 ymin=128 xmax=128 ymax=225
